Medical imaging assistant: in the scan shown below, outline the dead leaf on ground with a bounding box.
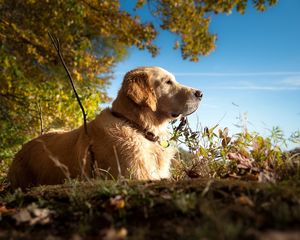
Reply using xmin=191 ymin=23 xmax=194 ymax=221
xmin=70 ymin=234 xmax=82 ymax=240
xmin=12 ymin=204 xmax=54 ymax=226
xmin=235 ymin=195 xmax=254 ymax=207
xmin=258 ymin=230 xmax=300 ymax=240
xmin=0 ymin=204 xmax=16 ymax=213
xmin=12 ymin=209 xmax=31 ymax=225
xmin=110 ymin=195 xmax=125 ymax=209
xmin=161 ymin=193 xmax=172 ymax=200
xmin=101 ymin=227 xmax=128 ymax=240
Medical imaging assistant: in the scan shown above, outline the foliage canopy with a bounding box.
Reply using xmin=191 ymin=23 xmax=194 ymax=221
xmin=0 ymin=0 xmax=277 ymax=160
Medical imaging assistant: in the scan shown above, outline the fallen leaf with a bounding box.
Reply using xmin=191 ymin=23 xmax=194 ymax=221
xmin=30 ymin=208 xmax=52 ymax=225
xmin=70 ymin=234 xmax=82 ymax=240
xmin=0 ymin=205 xmax=16 ymax=213
xmin=258 ymin=230 xmax=300 ymax=240
xmin=102 ymin=227 xmax=128 ymax=240
xmin=110 ymin=195 xmax=125 ymax=209
xmin=161 ymin=193 xmax=172 ymax=200
xmin=235 ymin=195 xmax=254 ymax=207
xmin=12 ymin=204 xmax=53 ymax=226
xmin=12 ymin=209 xmax=31 ymax=225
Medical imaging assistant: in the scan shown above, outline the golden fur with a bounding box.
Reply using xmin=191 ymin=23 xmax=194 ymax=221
xmin=8 ymin=67 xmax=202 ymax=189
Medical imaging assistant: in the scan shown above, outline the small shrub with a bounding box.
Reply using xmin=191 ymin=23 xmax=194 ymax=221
xmin=171 ymin=117 xmax=300 ymax=182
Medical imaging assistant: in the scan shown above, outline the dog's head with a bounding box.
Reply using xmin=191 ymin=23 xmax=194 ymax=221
xmin=121 ymin=66 xmax=202 ymax=120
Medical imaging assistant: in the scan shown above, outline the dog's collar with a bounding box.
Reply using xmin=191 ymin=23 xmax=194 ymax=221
xmin=110 ymin=110 xmax=159 ymax=142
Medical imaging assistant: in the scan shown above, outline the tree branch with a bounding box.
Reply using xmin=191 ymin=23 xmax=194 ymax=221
xmin=48 ymin=32 xmax=88 ymax=135
xmin=48 ymin=32 xmax=96 ymax=177
xmin=37 ymin=100 xmax=44 ymax=135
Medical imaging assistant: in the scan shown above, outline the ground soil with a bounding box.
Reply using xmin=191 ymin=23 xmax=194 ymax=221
xmin=0 ymin=178 xmax=300 ymax=240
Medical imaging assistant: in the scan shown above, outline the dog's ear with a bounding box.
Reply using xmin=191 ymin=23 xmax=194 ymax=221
xmin=123 ymin=70 xmax=157 ymax=111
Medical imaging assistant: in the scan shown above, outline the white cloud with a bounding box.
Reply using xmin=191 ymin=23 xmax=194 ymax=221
xmin=281 ymin=76 xmax=300 ymax=86
xmin=173 ymin=71 xmax=300 ymax=77
xmin=217 ymin=85 xmax=300 ymax=91
xmin=207 ymin=75 xmax=300 ymax=91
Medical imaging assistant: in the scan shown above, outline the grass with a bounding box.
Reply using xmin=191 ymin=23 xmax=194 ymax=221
xmin=0 ymin=119 xmax=300 ymax=239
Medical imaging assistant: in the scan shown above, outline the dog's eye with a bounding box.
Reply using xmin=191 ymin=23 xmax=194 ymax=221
xmin=166 ymin=80 xmax=173 ymax=85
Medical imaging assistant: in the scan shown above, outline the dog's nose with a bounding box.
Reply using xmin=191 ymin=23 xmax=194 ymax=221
xmin=194 ymin=90 xmax=203 ymax=99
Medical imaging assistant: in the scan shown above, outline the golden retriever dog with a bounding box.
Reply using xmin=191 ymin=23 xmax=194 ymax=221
xmin=8 ymin=66 xmax=203 ymax=189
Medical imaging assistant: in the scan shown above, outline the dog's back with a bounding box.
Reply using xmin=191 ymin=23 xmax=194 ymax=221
xmin=8 ymin=128 xmax=90 ymax=190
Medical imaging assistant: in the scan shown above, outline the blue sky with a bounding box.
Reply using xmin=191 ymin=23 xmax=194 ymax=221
xmin=106 ymin=0 xmax=300 ymax=148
